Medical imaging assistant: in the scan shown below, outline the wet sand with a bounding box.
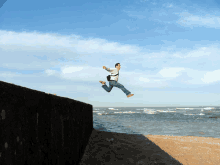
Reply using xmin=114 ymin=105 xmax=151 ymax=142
xmin=79 ymin=129 xmax=220 ymax=165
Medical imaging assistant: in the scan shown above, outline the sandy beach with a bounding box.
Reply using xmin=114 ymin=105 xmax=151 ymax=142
xmin=79 ymin=128 xmax=220 ymax=165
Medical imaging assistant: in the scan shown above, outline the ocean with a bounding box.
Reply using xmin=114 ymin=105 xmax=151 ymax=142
xmin=93 ymin=106 xmax=220 ymax=138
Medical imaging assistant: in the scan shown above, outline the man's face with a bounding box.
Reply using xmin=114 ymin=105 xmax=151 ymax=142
xmin=117 ymin=64 xmax=121 ymax=70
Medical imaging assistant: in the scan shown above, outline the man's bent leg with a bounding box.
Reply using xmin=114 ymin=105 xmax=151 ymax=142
xmin=112 ymin=81 xmax=131 ymax=96
xmin=101 ymin=82 xmax=113 ymax=92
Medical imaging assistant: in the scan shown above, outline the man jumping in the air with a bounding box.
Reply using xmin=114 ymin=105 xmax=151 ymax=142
xmin=99 ymin=63 xmax=134 ymax=98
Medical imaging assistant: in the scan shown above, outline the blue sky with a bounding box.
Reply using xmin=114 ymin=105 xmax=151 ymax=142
xmin=1 ymin=0 xmax=220 ymax=107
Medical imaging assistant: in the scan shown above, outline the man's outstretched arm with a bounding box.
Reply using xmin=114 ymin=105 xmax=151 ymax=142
xmin=103 ymin=66 xmax=111 ymax=72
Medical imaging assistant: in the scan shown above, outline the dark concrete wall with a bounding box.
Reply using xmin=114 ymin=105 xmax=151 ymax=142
xmin=0 ymin=80 xmax=93 ymax=165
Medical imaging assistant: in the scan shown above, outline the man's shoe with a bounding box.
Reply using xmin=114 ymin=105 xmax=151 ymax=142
xmin=99 ymin=81 xmax=106 ymax=85
xmin=127 ymin=94 xmax=134 ymax=98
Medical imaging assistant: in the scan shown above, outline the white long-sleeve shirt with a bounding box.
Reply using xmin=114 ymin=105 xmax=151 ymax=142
xmin=105 ymin=67 xmax=119 ymax=82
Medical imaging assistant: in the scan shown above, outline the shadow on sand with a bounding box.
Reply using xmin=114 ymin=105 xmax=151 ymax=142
xmin=79 ymin=128 xmax=183 ymax=165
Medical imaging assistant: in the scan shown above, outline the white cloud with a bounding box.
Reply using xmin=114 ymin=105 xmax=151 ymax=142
xmin=174 ymin=68 xmax=205 ymax=85
xmin=45 ymin=69 xmax=58 ymax=76
xmin=0 ymin=72 xmax=21 ymax=78
xmin=0 ymin=30 xmax=140 ymax=56
xmin=139 ymin=77 xmax=150 ymax=82
xmin=173 ymin=46 xmax=219 ymax=58
xmin=201 ymin=69 xmax=220 ymax=84
xmin=164 ymin=68 xmax=220 ymax=85
xmin=61 ymin=66 xmax=84 ymax=74
xmin=176 ymin=12 xmax=220 ymax=28
xmin=158 ymin=67 xmax=185 ymax=78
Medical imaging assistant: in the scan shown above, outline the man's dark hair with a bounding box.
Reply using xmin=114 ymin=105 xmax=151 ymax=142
xmin=115 ymin=63 xmax=120 ymax=68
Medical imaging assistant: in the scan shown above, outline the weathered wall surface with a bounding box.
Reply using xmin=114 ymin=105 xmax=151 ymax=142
xmin=0 ymin=80 xmax=93 ymax=165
